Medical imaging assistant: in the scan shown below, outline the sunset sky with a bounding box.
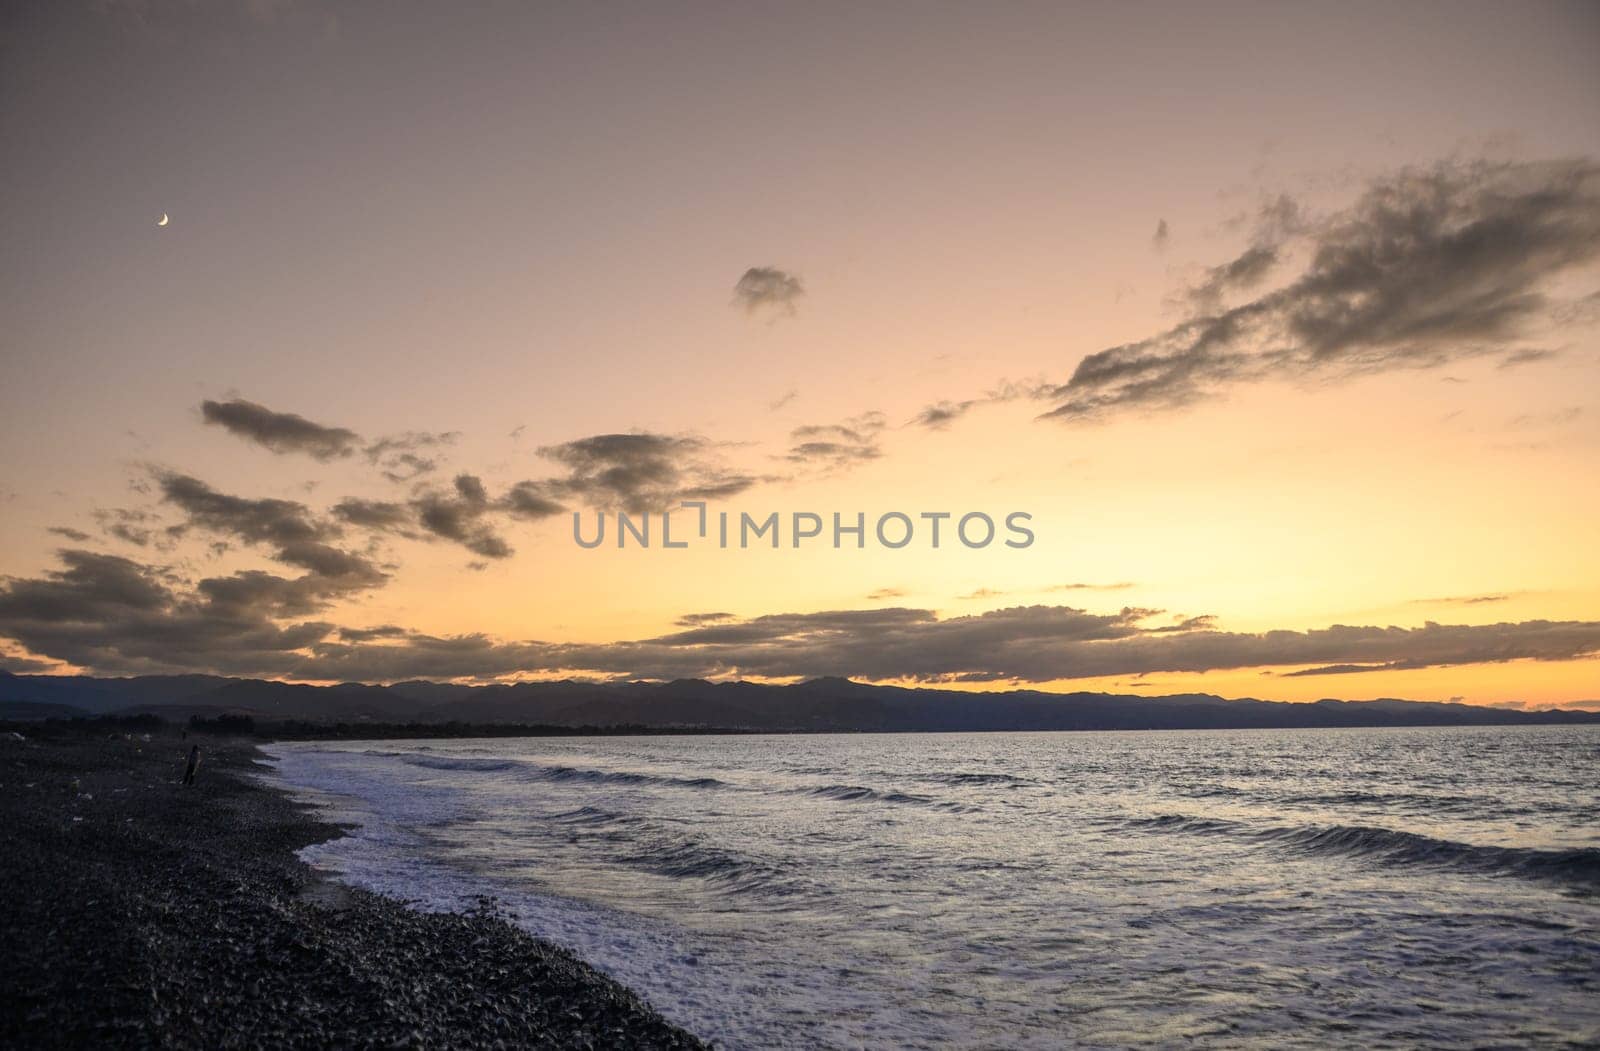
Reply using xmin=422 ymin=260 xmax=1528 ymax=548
xmin=2 ymin=1 xmax=1598 ymax=706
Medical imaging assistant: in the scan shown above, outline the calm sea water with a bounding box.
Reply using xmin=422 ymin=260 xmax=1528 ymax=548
xmin=266 ymin=727 xmax=1600 ymax=1049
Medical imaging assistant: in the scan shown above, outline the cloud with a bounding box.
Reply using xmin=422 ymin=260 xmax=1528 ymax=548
xmin=1046 ymin=582 xmax=1135 ymax=592
xmin=157 ymin=471 xmax=387 ymax=592
xmin=92 ymin=507 xmax=175 ymax=549
xmin=331 ymin=498 xmax=413 ymax=532
xmin=413 ymin=474 xmax=513 ymax=559
xmin=1152 ymin=219 xmax=1170 ymax=251
xmin=4 ymin=558 xmax=1599 ymax=685
xmin=363 ymin=431 xmax=459 ymax=482
xmin=1036 ymin=159 xmax=1600 ymax=422
xmin=0 ymin=549 xmax=341 ymax=676
xmin=1409 ymin=593 xmax=1516 ymax=606
xmin=769 ymin=389 xmax=799 ymax=411
xmin=1185 ymin=244 xmax=1279 ymax=308
xmin=287 ymin=606 xmax=1600 ymax=685
xmin=784 ymin=412 xmax=886 ymax=472
xmin=733 ymin=266 xmax=804 ymax=316
xmin=674 ymin=612 xmax=736 ymax=627
xmin=531 ymin=433 xmax=757 ymax=514
xmin=866 ymin=588 xmax=905 ymax=601
xmin=202 ymin=399 xmax=361 ymax=461
xmin=201 ymin=398 xmax=455 ymax=480
xmin=47 ymin=527 xmax=91 ymax=542
xmin=1497 ymin=348 xmax=1560 ymax=369
xmin=911 ymin=400 xmax=980 ymax=430
xmin=501 ymin=482 xmax=566 ymax=520
xmin=908 ymin=378 xmax=1051 ymax=431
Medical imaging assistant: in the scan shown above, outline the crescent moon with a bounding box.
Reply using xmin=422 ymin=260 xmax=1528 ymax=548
xmin=157 ymin=213 xmax=169 ymax=227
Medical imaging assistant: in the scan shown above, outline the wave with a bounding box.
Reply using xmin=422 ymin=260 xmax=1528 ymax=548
xmin=394 ymin=755 xmax=522 ymax=773
xmin=535 ymin=765 xmax=730 ymax=790
xmin=921 ymin=772 xmax=1037 ymax=787
xmin=795 ymin=783 xmax=973 ymax=812
xmin=391 ymin=752 xmax=730 ymax=791
xmin=1118 ymin=814 xmax=1600 ymax=890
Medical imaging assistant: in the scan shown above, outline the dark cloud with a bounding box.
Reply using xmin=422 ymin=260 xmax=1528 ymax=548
xmin=533 ymin=433 xmax=756 ymax=514
xmin=911 ymin=400 xmax=980 ymax=430
xmin=47 ymin=527 xmax=91 ymax=542
xmin=363 ymin=431 xmax=459 ymax=482
xmin=674 ymin=612 xmax=736 ymax=627
xmin=157 ymin=472 xmax=387 ymax=592
xmin=1186 ymin=244 xmax=1279 ymax=308
xmin=1152 ymin=219 xmax=1170 ymax=250
xmin=413 ymin=474 xmax=513 ymax=560
xmin=733 ymin=266 xmax=804 ymax=316
xmin=288 ymin=606 xmax=1600 ymax=685
xmin=784 ymin=412 xmax=885 ymax=471
xmin=866 ymin=588 xmax=905 ymax=601
xmin=337 ymin=625 xmax=413 ymax=642
xmin=501 ymin=482 xmax=566 ymax=521
xmin=4 ymin=562 xmax=1598 ymax=684
xmin=202 ymin=399 xmax=361 ymax=461
xmin=331 ymin=498 xmax=413 ymax=531
xmin=201 ymin=398 xmax=455 ymax=480
xmin=0 ymin=549 xmax=341 ymax=676
xmin=92 ymin=507 xmax=170 ymax=548
xmin=909 ymin=378 xmax=1050 ymax=431
xmin=1038 ymin=159 xmax=1600 ymax=421
xmin=331 ymin=480 xmax=555 ymax=561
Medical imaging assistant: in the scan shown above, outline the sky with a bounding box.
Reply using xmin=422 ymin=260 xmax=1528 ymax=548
xmin=1 ymin=0 xmax=1598 ymax=706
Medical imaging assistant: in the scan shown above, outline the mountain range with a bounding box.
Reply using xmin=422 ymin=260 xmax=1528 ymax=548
xmin=1 ymin=671 xmax=1595 ymax=732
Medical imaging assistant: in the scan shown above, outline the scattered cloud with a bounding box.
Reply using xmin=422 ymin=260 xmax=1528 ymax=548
xmin=1409 ymin=592 xmax=1515 ymax=606
xmin=1152 ymin=219 xmax=1170 ymax=251
xmin=201 ymin=398 xmax=455 ymax=480
xmin=1035 ymin=159 xmax=1600 ymax=422
xmin=47 ymin=526 xmax=91 ymax=542
xmin=202 ymin=398 xmax=361 ymax=461
xmin=156 ymin=471 xmax=387 ymax=596
xmin=733 ymin=266 xmax=804 ymax=317
xmin=784 ymin=412 xmax=886 ymax=472
xmin=674 ymin=612 xmax=737 ymax=627
xmin=866 ymin=588 xmax=905 ymax=601
xmin=8 ymin=564 xmax=1597 ymax=684
xmin=363 ymin=431 xmax=460 ymax=482
xmin=529 ymin=433 xmax=757 ymax=515
xmin=911 ymin=400 xmax=981 ymax=430
xmin=413 ymin=474 xmax=513 ymax=560
xmin=1497 ymin=348 xmax=1560 ymax=369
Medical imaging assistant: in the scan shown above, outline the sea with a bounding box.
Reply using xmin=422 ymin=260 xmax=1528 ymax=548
xmin=264 ymin=726 xmax=1600 ymax=1049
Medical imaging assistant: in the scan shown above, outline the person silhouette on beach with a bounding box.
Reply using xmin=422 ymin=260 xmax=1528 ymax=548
xmin=181 ymin=744 xmax=201 ymax=786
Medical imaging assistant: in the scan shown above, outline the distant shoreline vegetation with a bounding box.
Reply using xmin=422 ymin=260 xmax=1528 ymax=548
xmin=571 ymin=505 xmax=1036 ymax=550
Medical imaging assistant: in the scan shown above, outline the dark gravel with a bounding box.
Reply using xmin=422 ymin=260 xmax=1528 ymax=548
xmin=0 ymin=732 xmax=708 ymax=1049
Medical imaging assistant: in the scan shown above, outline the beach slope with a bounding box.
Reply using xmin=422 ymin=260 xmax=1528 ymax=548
xmin=0 ymin=731 xmax=705 ymax=1049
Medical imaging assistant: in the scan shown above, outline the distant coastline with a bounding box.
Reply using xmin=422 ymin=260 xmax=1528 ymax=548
xmin=3 ymin=670 xmax=1595 ymax=734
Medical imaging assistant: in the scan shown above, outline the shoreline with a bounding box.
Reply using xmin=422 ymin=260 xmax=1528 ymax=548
xmin=0 ymin=730 xmax=706 ymax=1049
